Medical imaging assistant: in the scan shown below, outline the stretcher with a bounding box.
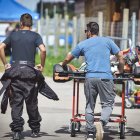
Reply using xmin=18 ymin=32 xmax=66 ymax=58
xmin=53 ymin=64 xmax=140 ymax=139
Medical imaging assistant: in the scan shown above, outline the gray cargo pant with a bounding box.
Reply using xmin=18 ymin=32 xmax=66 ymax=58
xmin=84 ymin=78 xmax=116 ymax=133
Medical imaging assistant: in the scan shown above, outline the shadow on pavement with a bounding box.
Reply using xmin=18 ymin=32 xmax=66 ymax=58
xmin=55 ymin=125 xmax=86 ymax=134
xmin=55 ymin=126 xmax=72 ymax=134
xmin=103 ymin=126 xmax=140 ymax=140
xmin=125 ymin=127 xmax=140 ymax=137
xmin=55 ymin=125 xmax=140 ymax=140
xmin=1 ymin=130 xmax=58 ymax=139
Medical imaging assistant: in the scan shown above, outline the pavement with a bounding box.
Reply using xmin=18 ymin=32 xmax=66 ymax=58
xmin=0 ymin=74 xmax=140 ymax=140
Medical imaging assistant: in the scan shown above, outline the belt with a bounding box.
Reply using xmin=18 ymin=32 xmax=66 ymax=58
xmin=101 ymin=79 xmax=112 ymax=82
xmin=12 ymin=61 xmax=35 ymax=66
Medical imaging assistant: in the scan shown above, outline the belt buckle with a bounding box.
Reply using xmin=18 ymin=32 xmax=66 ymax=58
xmin=20 ymin=61 xmax=27 ymax=65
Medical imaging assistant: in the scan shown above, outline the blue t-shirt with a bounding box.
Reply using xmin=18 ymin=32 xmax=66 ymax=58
xmin=71 ymin=36 xmax=120 ymax=79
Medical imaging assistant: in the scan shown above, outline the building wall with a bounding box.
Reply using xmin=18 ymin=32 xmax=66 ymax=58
xmin=85 ymin=0 xmax=140 ymax=21
xmin=129 ymin=0 xmax=140 ymax=18
xmin=75 ymin=0 xmax=140 ymax=43
xmin=75 ymin=0 xmax=85 ymax=16
xmin=85 ymin=0 xmax=115 ymax=21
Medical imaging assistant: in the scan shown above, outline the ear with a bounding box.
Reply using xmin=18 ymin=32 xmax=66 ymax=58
xmin=20 ymin=22 xmax=23 ymax=28
xmin=89 ymin=31 xmax=92 ymax=37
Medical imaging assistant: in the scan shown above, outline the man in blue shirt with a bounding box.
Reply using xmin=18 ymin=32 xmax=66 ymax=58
xmin=61 ymin=22 xmax=124 ymax=140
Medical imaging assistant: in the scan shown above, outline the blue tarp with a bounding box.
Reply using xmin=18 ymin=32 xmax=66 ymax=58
xmin=0 ymin=0 xmax=39 ymax=21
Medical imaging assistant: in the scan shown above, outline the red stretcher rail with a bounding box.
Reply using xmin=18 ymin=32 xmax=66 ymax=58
xmin=69 ymin=76 xmax=129 ymax=139
xmin=57 ymin=72 xmax=139 ymax=139
xmin=54 ymin=69 xmax=140 ymax=139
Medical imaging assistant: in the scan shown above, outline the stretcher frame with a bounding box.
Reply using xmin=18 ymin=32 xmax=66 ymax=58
xmin=71 ymin=75 xmax=137 ymax=139
xmin=70 ymin=76 xmax=128 ymax=139
xmin=56 ymin=71 xmax=139 ymax=139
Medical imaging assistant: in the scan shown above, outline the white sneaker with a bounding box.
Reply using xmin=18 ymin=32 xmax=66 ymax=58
xmin=95 ymin=122 xmax=104 ymax=140
xmin=86 ymin=133 xmax=95 ymax=140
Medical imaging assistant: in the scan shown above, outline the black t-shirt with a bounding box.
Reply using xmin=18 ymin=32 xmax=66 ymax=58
xmin=3 ymin=30 xmax=44 ymax=62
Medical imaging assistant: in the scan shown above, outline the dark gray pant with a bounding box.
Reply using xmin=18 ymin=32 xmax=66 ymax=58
xmin=84 ymin=78 xmax=116 ymax=133
xmin=10 ymin=79 xmax=42 ymax=132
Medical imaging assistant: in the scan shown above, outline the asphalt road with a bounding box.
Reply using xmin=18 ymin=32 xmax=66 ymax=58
xmin=0 ymin=75 xmax=140 ymax=140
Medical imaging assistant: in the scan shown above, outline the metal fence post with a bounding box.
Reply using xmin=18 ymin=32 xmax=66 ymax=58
xmin=72 ymin=16 xmax=77 ymax=50
xmin=65 ymin=14 xmax=69 ymax=53
xmin=79 ymin=14 xmax=85 ymax=42
xmin=79 ymin=14 xmax=85 ymax=63
xmin=121 ymin=8 xmax=129 ymax=50
xmin=54 ymin=13 xmax=59 ymax=56
xmin=137 ymin=10 xmax=140 ymax=44
xmin=131 ymin=12 xmax=136 ymax=50
xmin=98 ymin=12 xmax=103 ymax=37
xmin=45 ymin=9 xmax=49 ymax=55
xmin=37 ymin=19 xmax=41 ymax=35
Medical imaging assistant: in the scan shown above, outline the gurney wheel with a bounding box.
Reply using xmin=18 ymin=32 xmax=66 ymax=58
xmin=76 ymin=122 xmax=81 ymax=132
xmin=70 ymin=122 xmax=76 ymax=137
xmin=120 ymin=122 xmax=125 ymax=139
xmin=125 ymin=99 xmax=133 ymax=109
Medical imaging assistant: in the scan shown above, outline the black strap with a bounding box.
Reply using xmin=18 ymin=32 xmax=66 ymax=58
xmin=0 ymin=79 xmax=11 ymax=96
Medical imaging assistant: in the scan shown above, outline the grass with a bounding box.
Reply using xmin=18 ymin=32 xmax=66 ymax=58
xmin=35 ymin=46 xmax=82 ymax=76
xmin=0 ymin=47 xmax=82 ymax=76
xmin=35 ymin=53 xmax=81 ymax=77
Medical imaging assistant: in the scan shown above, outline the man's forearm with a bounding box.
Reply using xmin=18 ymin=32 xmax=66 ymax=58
xmin=40 ymin=51 xmax=46 ymax=67
xmin=0 ymin=47 xmax=7 ymax=65
xmin=115 ymin=51 xmax=125 ymax=73
xmin=62 ymin=53 xmax=74 ymax=66
xmin=62 ymin=59 xmax=70 ymax=66
xmin=118 ymin=59 xmax=125 ymax=73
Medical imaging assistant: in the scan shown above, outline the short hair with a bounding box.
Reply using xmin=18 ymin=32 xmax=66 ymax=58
xmin=87 ymin=22 xmax=99 ymax=35
xmin=20 ymin=13 xmax=33 ymax=27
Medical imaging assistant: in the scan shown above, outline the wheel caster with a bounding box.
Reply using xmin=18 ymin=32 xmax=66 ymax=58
xmin=70 ymin=122 xmax=76 ymax=137
xmin=125 ymin=99 xmax=133 ymax=109
xmin=75 ymin=122 xmax=81 ymax=132
xmin=119 ymin=122 xmax=125 ymax=139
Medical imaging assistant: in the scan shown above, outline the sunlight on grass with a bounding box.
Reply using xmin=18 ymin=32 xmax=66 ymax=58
xmin=0 ymin=47 xmax=82 ymax=77
xmin=35 ymin=53 xmax=81 ymax=77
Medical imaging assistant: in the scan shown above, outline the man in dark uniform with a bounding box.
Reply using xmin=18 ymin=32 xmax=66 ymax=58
xmin=0 ymin=13 xmax=46 ymax=140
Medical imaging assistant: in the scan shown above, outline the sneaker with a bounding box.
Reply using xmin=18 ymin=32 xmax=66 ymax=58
xmin=95 ymin=122 xmax=104 ymax=140
xmin=85 ymin=133 xmax=95 ymax=140
xmin=31 ymin=130 xmax=40 ymax=137
xmin=13 ymin=131 xmax=21 ymax=140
